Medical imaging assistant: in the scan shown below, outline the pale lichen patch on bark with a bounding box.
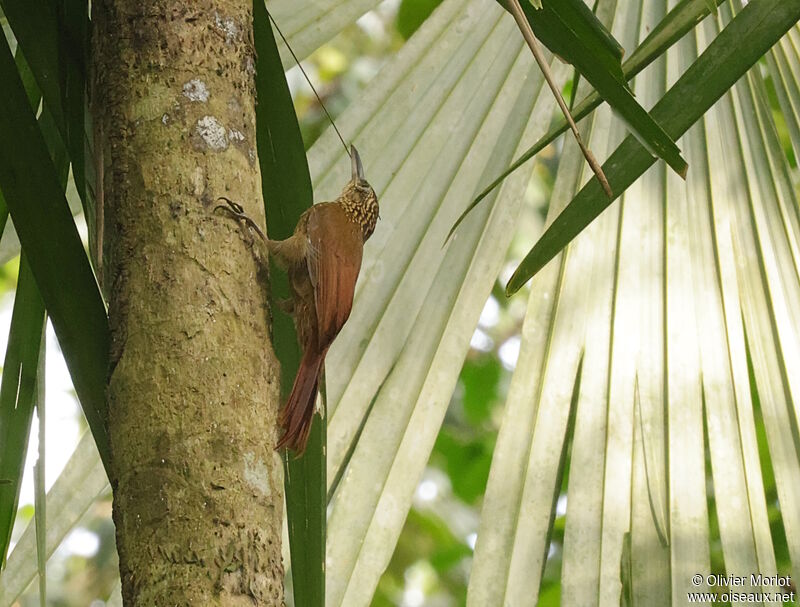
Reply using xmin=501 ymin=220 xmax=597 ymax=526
xmin=213 ymin=11 xmax=240 ymax=44
xmin=192 ymin=166 xmax=206 ymax=197
xmin=228 ymin=128 xmax=245 ymax=143
xmin=183 ymin=78 xmax=210 ymax=102
xmin=227 ymin=96 xmax=243 ymax=114
xmin=195 ymin=115 xmax=229 ymax=151
xmin=243 ymin=452 xmax=271 ymax=497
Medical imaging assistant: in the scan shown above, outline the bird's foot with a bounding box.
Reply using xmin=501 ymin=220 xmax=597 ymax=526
xmin=215 ymin=197 xmax=268 ymax=243
xmin=214 ymin=196 xmax=246 ymax=216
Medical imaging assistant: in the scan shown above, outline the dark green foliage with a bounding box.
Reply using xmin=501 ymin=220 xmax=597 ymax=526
xmin=396 ymin=0 xmax=444 ymax=39
xmin=460 ymin=355 xmax=501 ymax=426
xmin=0 ymin=256 xmax=46 ymax=567
xmin=0 ymin=30 xmax=111 ymax=472
xmin=435 ymin=431 xmax=494 ymax=505
xmin=507 ymin=0 xmax=687 ymax=176
xmin=253 ymin=1 xmax=324 ymax=605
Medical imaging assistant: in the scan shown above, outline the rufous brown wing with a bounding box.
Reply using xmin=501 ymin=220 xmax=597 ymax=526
xmin=276 ymin=204 xmax=363 ymax=452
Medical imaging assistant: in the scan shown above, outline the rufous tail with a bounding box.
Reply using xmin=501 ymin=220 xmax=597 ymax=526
xmin=276 ymin=347 xmax=326 ymax=454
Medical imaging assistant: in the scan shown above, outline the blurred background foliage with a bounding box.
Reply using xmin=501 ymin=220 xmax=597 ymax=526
xmin=3 ymin=0 xmax=795 ymax=605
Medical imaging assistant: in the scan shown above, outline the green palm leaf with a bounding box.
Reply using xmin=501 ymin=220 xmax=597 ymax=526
xmin=253 ymin=2 xmax=324 ymax=605
xmin=450 ymin=0 xmax=727 ymax=240
xmin=0 ymin=431 xmax=108 ymax=604
xmin=505 ymin=0 xmax=688 ymax=176
xmin=506 ymin=0 xmax=800 ymax=293
xmin=0 ymin=256 xmax=45 ymax=567
xmin=0 ymin=25 xmax=110 ymax=472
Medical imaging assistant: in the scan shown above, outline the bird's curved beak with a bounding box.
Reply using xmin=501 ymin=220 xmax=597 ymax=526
xmin=351 ymin=145 xmax=365 ymax=182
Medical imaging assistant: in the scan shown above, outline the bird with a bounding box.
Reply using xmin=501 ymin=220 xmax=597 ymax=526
xmin=216 ymin=146 xmax=379 ymax=454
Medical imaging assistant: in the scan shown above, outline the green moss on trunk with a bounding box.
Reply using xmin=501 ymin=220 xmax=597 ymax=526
xmin=92 ymin=1 xmax=284 ymax=604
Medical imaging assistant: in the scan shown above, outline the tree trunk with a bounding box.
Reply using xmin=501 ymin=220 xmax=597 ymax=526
xmin=92 ymin=1 xmax=284 ymax=604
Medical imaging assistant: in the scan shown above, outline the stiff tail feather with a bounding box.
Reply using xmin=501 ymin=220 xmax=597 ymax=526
xmin=276 ymin=347 xmax=325 ymax=454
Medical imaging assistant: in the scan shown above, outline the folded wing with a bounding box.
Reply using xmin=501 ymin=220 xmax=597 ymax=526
xmin=305 ymin=203 xmax=364 ymax=350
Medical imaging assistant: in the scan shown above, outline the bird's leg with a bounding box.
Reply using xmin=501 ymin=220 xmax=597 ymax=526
xmin=215 ymin=197 xmax=269 ymax=243
xmin=215 ymin=197 xmax=301 ymax=268
xmin=215 ymin=199 xmax=300 ymax=318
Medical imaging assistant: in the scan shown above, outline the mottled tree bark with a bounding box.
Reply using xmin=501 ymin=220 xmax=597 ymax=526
xmin=92 ymin=1 xmax=284 ymax=604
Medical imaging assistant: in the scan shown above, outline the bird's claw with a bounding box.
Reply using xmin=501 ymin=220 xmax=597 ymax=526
xmin=215 ymin=196 xmax=246 ymax=217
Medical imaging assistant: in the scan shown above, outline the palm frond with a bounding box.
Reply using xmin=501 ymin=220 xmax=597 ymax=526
xmin=0 ymin=431 xmax=108 ymax=606
xmin=471 ymin=2 xmax=800 ymax=603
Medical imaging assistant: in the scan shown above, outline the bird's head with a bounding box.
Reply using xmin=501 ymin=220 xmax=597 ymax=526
xmin=340 ymin=145 xmax=379 ymax=240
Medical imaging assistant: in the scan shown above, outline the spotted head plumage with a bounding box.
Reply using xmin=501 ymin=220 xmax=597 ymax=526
xmin=339 ymin=146 xmax=379 ymax=241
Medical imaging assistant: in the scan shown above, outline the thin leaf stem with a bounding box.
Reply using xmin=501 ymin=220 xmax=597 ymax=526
xmin=506 ymin=0 xmax=613 ymax=198
xmin=267 ymin=8 xmax=350 ymax=157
